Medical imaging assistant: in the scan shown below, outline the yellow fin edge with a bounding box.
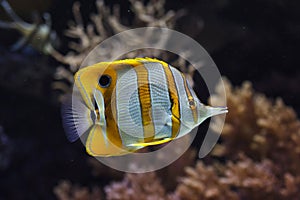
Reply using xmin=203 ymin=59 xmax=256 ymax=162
xmin=127 ymin=138 xmax=172 ymax=147
xmin=94 ymin=57 xmax=169 ymax=67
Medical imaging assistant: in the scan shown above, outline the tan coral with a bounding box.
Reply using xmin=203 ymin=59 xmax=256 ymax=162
xmin=279 ymin=173 xmax=300 ymax=199
xmin=210 ymin=78 xmax=300 ymax=174
xmin=175 ymin=153 xmax=299 ymax=200
xmin=175 ymin=161 xmax=239 ymax=200
xmin=104 ymin=172 xmax=168 ymax=200
xmin=221 ymin=154 xmax=279 ymax=200
xmin=54 ymin=180 xmax=102 ymax=200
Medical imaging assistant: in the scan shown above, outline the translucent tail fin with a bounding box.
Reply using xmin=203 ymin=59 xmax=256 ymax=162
xmin=204 ymin=106 xmax=228 ymax=118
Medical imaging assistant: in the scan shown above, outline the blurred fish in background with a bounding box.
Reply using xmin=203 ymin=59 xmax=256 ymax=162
xmin=0 ymin=0 xmax=59 ymax=54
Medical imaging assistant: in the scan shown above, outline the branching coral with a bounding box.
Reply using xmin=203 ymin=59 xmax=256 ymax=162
xmin=175 ymin=161 xmax=239 ymax=200
xmin=51 ymin=0 xmax=187 ymax=100
xmin=221 ymin=155 xmax=278 ymax=200
xmin=54 ymin=180 xmax=103 ymax=200
xmin=105 ymin=172 xmax=169 ymax=200
xmin=207 ymin=78 xmax=300 ymax=199
xmin=210 ymin=78 xmax=300 ymax=174
xmin=87 ymin=147 xmax=197 ymax=190
xmin=176 ymin=154 xmax=300 ymax=200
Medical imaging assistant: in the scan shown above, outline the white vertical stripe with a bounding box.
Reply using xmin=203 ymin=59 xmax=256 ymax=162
xmin=115 ymin=67 xmax=144 ymax=146
xmin=144 ymin=62 xmax=172 ymax=139
xmin=170 ymin=66 xmax=194 ymax=138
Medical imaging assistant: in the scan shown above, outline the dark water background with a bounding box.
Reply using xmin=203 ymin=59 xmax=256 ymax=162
xmin=0 ymin=0 xmax=299 ymax=199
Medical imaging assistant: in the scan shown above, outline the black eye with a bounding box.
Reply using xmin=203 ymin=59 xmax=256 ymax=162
xmin=98 ymin=75 xmax=111 ymax=88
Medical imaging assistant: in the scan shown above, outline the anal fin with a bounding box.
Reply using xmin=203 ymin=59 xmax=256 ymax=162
xmin=86 ymin=125 xmax=137 ymax=157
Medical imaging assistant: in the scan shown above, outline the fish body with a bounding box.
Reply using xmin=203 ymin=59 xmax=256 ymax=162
xmin=62 ymin=58 xmax=227 ymax=157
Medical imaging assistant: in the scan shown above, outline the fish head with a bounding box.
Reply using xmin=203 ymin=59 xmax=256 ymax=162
xmin=74 ymin=62 xmax=120 ymax=111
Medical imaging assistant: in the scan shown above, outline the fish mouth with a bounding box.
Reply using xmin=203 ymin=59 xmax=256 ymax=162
xmin=92 ymin=96 xmax=100 ymax=122
xmin=89 ymin=99 xmax=98 ymax=123
xmin=93 ymin=89 xmax=106 ymax=126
